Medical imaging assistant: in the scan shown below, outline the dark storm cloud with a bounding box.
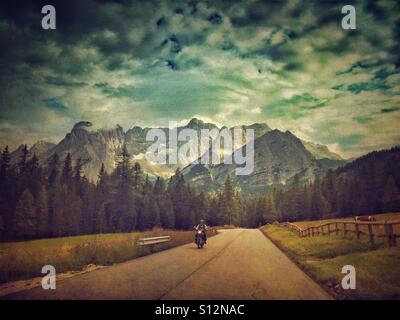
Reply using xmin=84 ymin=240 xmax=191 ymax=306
xmin=347 ymin=81 xmax=390 ymax=94
xmin=43 ymin=98 xmax=69 ymax=113
xmin=0 ymin=0 xmax=399 ymax=158
xmin=380 ymin=106 xmax=400 ymax=113
xmin=336 ymin=59 xmax=383 ymax=75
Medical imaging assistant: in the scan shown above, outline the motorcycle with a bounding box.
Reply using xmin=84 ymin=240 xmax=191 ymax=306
xmin=195 ymin=229 xmax=206 ymax=249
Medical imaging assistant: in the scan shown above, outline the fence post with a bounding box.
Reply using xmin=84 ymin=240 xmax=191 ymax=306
xmin=343 ymin=223 xmax=347 ymax=236
xmin=336 ymin=222 xmax=339 ymax=236
xmin=312 ymin=227 xmax=315 ymax=237
xmin=384 ymin=222 xmax=392 ymax=248
xmin=355 ymin=223 xmax=360 ymax=239
xmin=368 ymin=224 xmax=374 ymax=245
xmin=327 ymin=223 xmax=331 ymax=235
xmin=388 ymin=224 xmax=395 ymax=247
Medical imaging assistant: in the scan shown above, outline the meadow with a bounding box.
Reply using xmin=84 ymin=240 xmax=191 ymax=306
xmin=261 ymin=219 xmax=400 ymax=299
xmin=294 ymin=212 xmax=400 ymax=228
xmin=0 ymin=228 xmax=217 ymax=284
xmin=293 ymin=212 xmax=400 ymax=237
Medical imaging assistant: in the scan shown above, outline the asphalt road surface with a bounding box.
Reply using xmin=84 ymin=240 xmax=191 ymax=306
xmin=4 ymin=229 xmax=332 ymax=300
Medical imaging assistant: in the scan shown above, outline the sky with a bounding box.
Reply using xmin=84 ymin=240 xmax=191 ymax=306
xmin=0 ymin=0 xmax=399 ymax=158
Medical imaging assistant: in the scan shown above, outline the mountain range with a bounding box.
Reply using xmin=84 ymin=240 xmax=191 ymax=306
xmin=9 ymin=118 xmax=346 ymax=193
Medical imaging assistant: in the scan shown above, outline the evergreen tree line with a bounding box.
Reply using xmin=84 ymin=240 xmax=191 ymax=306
xmin=1 ymin=144 xmax=399 ymax=240
xmin=245 ymin=147 xmax=400 ymax=226
xmin=0 ymin=145 xmax=248 ymax=241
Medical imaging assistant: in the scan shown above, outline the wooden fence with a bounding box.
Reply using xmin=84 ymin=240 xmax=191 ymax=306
xmin=281 ymin=220 xmax=400 ymax=247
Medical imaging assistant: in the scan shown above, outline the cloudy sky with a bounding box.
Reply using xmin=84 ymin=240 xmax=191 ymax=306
xmin=0 ymin=0 xmax=399 ymax=158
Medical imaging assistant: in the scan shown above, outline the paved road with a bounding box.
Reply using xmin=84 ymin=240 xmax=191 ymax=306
xmin=4 ymin=229 xmax=332 ymax=300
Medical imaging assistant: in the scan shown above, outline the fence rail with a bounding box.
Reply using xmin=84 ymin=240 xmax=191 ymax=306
xmin=281 ymin=220 xmax=400 ymax=247
xmin=137 ymin=235 xmax=171 ymax=246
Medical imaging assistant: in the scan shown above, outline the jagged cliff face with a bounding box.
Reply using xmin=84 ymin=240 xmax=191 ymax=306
xmin=181 ymin=129 xmax=346 ymax=194
xmin=10 ymin=141 xmax=56 ymax=165
xmin=36 ymin=118 xmax=223 ymax=181
xmin=302 ymin=140 xmax=343 ymax=160
xmin=41 ymin=123 xmax=126 ymax=182
xmin=9 ymin=119 xmax=345 ymax=189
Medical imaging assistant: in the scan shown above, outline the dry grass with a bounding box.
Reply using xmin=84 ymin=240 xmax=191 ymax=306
xmin=0 ymin=228 xmax=218 ymax=284
xmin=261 ymin=224 xmax=400 ymax=299
xmin=294 ymin=212 xmax=400 ymax=228
xmin=294 ymin=212 xmax=400 ymax=237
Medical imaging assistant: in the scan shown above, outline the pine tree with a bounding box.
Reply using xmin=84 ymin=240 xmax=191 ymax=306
xmin=221 ymin=176 xmax=234 ymax=225
xmin=245 ymin=198 xmax=258 ymax=227
xmin=27 ymin=154 xmax=39 ymax=174
xmin=75 ymin=158 xmax=83 ymax=185
xmin=206 ymin=198 xmax=219 ymax=226
xmin=149 ymin=198 xmax=161 ymax=228
xmin=143 ymin=174 xmax=152 ymax=195
xmin=265 ymin=192 xmax=279 ymax=223
xmin=80 ymin=180 xmax=95 ymax=234
xmin=94 ymin=163 xmax=108 ymax=232
xmin=0 ymin=146 xmax=17 ymax=239
xmin=115 ymin=188 xmax=136 ymax=232
xmin=116 ymin=145 xmax=131 ymax=186
xmin=96 ymin=203 xmax=107 ymax=233
xmin=310 ymin=178 xmax=330 ymax=219
xmin=153 ymin=177 xmax=165 ymax=195
xmin=0 ymin=215 xmax=4 ymax=240
xmin=138 ymin=195 xmax=152 ymax=231
xmin=323 ymin=169 xmax=337 ymax=214
xmin=48 ymin=153 xmax=60 ymax=186
xmin=288 ymin=174 xmax=303 ymax=220
xmin=14 ymin=189 xmax=36 ymax=239
xmin=382 ymin=176 xmax=400 ymax=212
xmin=48 ymin=184 xmax=66 ymax=237
xmin=62 ymin=153 xmax=73 ymax=186
xmin=18 ymin=145 xmax=29 ymax=174
xmin=35 ymin=186 xmax=49 ymax=237
xmin=132 ymin=162 xmax=142 ymax=189
xmin=254 ymin=196 xmax=266 ymax=227
xmin=0 ymin=146 xmax=10 ymax=178
xmin=159 ymin=197 xmax=175 ymax=229
xmin=337 ymin=177 xmax=352 ymax=217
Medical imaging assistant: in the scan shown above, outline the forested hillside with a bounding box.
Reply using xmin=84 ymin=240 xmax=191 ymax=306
xmin=248 ymin=147 xmax=400 ymax=224
xmin=0 ymin=145 xmax=246 ymax=241
xmin=1 ymin=145 xmax=399 ymax=241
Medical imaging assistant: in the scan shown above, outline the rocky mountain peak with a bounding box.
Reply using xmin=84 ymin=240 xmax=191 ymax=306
xmin=187 ymin=118 xmax=203 ymax=127
xmin=15 ymin=120 xmax=346 ymax=186
xmin=73 ymin=121 xmax=93 ymax=131
xmin=185 ymin=118 xmax=218 ymax=131
xmin=30 ymin=141 xmax=55 ymax=156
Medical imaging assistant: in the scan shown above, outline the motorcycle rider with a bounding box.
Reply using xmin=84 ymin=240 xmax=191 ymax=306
xmin=194 ymin=219 xmax=208 ymax=243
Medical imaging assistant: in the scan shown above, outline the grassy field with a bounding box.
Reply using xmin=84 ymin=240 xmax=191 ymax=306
xmin=261 ymin=224 xmax=400 ymax=299
xmin=293 ymin=212 xmax=400 ymax=237
xmin=294 ymin=212 xmax=400 ymax=228
xmin=0 ymin=228 xmax=217 ymax=284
